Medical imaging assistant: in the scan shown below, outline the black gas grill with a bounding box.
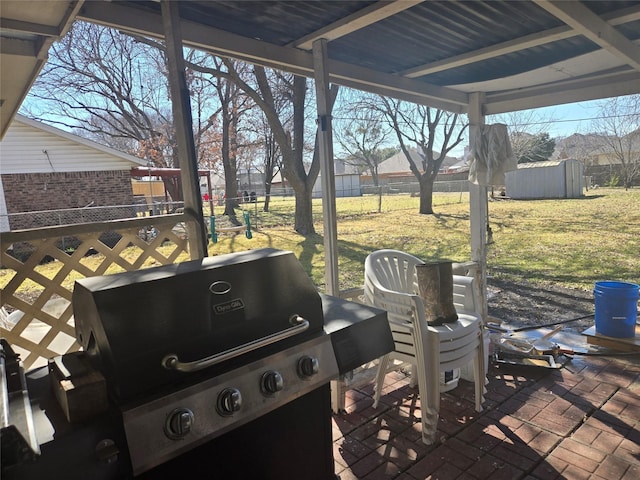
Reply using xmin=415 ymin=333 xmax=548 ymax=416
xmin=1 ymin=248 xmax=393 ymax=479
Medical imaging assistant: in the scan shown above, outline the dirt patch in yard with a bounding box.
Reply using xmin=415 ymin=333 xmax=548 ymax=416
xmin=487 ymin=277 xmax=596 ymax=333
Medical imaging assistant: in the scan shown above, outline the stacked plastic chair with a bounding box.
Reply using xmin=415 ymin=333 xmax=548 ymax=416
xmin=364 ymin=249 xmax=486 ymax=445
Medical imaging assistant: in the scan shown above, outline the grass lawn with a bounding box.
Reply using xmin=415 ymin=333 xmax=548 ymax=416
xmin=209 ymin=187 xmax=639 ymax=293
xmin=1 ymin=187 xmax=638 ymax=295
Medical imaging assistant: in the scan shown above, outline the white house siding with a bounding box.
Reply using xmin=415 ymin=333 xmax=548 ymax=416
xmin=0 ymin=115 xmax=148 ymax=231
xmin=505 ymin=160 xmax=584 ymax=199
xmin=0 ymin=115 xmax=146 ymax=174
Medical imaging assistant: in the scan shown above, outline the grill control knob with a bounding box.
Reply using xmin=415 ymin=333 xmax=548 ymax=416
xmin=297 ymin=355 xmax=319 ymax=378
xmin=260 ymin=370 xmax=284 ymax=395
xmin=165 ymin=408 xmax=194 ymax=440
xmin=217 ymin=388 xmax=242 ymax=416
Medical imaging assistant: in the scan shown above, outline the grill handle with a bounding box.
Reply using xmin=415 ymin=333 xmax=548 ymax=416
xmin=162 ymin=315 xmax=310 ymax=373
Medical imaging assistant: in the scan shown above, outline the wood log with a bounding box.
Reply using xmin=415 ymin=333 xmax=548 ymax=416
xmin=416 ymin=261 xmax=458 ymax=326
xmin=437 ymin=261 xmax=458 ymax=324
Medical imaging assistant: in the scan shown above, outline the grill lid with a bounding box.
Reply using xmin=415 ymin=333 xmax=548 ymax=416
xmin=72 ymin=248 xmax=324 ymax=403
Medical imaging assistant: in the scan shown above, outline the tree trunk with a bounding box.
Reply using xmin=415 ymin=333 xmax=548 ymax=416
xmin=222 ymin=108 xmax=239 ymax=222
xmin=263 ymin=182 xmax=272 ymax=212
xmin=419 ymin=173 xmax=436 ymax=214
xmin=293 ymin=184 xmax=314 ymax=235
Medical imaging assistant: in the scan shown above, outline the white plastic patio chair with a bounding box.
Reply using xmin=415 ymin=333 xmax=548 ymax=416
xmin=364 ymin=249 xmax=486 ymax=445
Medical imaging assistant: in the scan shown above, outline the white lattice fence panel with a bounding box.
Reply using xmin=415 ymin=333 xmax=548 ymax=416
xmin=0 ymin=214 xmax=195 ymax=369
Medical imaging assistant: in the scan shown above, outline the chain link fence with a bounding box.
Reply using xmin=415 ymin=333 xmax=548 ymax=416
xmin=4 ymin=200 xmax=185 ymax=231
xmin=3 ymin=179 xmax=470 ymax=240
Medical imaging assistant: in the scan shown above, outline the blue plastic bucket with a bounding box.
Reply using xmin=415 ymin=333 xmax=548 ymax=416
xmin=593 ymin=281 xmax=639 ymax=338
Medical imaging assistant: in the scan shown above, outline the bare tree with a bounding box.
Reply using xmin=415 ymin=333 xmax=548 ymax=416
xmin=591 ymin=95 xmax=640 ymax=189
xmin=24 ymin=22 xmax=223 ymax=202
xmin=374 ymin=97 xmax=467 ymax=214
xmin=27 ymin=23 xmax=171 ymax=153
xmin=335 ymin=97 xmax=395 ymax=187
xmin=148 ymin=46 xmax=328 ymax=234
xmin=490 ymin=109 xmax=557 ymax=164
xmin=245 ymin=108 xmax=283 ymax=212
xmin=203 ymin=58 xmax=254 ymax=220
xmin=212 ymin=62 xmax=337 ymax=234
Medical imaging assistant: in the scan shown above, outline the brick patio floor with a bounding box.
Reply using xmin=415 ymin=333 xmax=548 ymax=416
xmin=332 ymin=354 xmax=640 ymax=479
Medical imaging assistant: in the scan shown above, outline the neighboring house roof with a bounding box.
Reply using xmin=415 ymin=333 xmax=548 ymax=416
xmin=553 ymin=131 xmax=640 ymax=161
xmin=552 ymin=133 xmax=609 ymax=160
xmin=0 ymin=114 xmax=147 ymax=174
xmin=377 ymin=149 xmax=459 ymax=175
xmin=445 ymin=159 xmax=470 ymax=172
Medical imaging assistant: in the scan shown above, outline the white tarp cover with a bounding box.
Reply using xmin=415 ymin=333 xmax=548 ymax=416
xmin=468 ymin=124 xmax=517 ymax=186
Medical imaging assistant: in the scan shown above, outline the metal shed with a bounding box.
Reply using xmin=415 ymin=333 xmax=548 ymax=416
xmin=313 ymin=174 xmax=362 ymax=199
xmin=505 ymin=159 xmax=584 ymax=199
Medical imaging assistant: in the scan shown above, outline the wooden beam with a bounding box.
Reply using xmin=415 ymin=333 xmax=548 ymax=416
xmin=0 ymin=38 xmax=38 ymax=57
xmin=485 ymin=69 xmax=640 ymax=114
xmin=467 ymin=93 xmax=488 ymax=322
xmin=292 ymin=0 xmax=423 ymax=50
xmin=160 ymin=0 xmax=207 ymax=259
xmin=535 ymin=0 xmax=640 ymax=71
xmin=313 ymin=38 xmax=339 ymax=296
xmin=0 ymin=18 xmax=61 ymax=37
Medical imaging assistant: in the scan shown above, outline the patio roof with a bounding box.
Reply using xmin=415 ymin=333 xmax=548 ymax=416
xmin=2 ymin=0 xmax=640 ymax=139
xmin=81 ymin=1 xmax=640 ymax=114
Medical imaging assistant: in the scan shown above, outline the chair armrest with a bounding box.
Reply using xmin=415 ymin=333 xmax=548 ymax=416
xmin=366 ymin=282 xmax=424 ymax=328
xmin=452 ymin=260 xmax=479 ymax=276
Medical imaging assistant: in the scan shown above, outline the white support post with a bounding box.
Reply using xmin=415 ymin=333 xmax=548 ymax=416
xmin=468 ymin=92 xmax=489 ymax=321
xmin=312 ymin=39 xmax=339 ymax=296
xmin=160 ymin=0 xmax=207 ymax=259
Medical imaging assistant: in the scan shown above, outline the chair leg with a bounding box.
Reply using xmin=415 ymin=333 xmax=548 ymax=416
xmin=409 ymin=363 xmax=417 ymax=387
xmin=372 ymin=354 xmax=390 ymax=409
xmin=330 ymin=379 xmax=346 ymax=414
xmin=417 ymin=359 xmax=440 ymax=445
xmin=415 ymin=340 xmax=440 ymax=445
xmin=473 ymin=346 xmax=486 ymax=412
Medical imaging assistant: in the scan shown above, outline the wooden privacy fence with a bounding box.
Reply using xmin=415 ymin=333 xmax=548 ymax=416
xmin=0 ymin=213 xmax=196 ymax=369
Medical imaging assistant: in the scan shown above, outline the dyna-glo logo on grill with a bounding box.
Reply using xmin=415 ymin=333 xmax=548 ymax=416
xmin=213 ymin=298 xmax=245 ymax=315
xmin=209 ymin=281 xmax=245 ymax=315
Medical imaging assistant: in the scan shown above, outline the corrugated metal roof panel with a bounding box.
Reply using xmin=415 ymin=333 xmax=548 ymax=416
xmin=180 ymin=0 xmax=376 ymax=46
xmin=329 ymin=0 xmax=565 ymax=72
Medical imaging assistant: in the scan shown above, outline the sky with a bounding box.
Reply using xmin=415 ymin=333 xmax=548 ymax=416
xmin=447 ymin=99 xmax=607 ymax=158
xmin=511 ymin=100 xmax=603 ymax=138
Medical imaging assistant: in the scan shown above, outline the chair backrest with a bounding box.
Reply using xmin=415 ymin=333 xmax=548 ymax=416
xmin=364 ymin=249 xmax=480 ymax=320
xmin=364 ymin=249 xmax=422 ymax=295
xmin=364 ymin=250 xmax=424 ymax=363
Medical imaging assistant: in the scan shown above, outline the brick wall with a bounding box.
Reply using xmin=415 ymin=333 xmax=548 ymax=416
xmin=2 ymin=170 xmax=135 ymax=230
